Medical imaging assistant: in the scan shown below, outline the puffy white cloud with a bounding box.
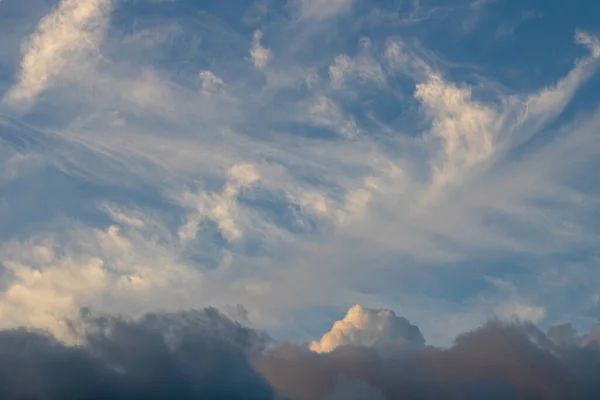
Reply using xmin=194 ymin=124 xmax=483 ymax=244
xmin=310 ymin=304 xmax=425 ymax=353
xmin=3 ymin=0 xmax=113 ymax=106
xmin=0 ymin=223 xmax=203 ymax=342
xmin=250 ymin=30 xmax=272 ymax=70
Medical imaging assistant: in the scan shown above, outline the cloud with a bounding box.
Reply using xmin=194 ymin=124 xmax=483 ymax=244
xmin=3 ymin=0 xmax=113 ymax=106
xmin=328 ymin=53 xmax=386 ymax=89
xmin=1 ymin=0 xmax=600 ymax=354
xmin=6 ymin=305 xmax=600 ymax=400
xmin=3 ymin=306 xmax=600 ymax=400
xmin=257 ymin=319 xmax=600 ymax=400
xmin=199 ymin=70 xmax=225 ymax=95
xmin=292 ymin=0 xmax=354 ymax=20
xmin=250 ymin=30 xmax=272 ymax=70
xmin=0 ymin=220 xmax=204 ymax=341
xmin=0 ymin=308 xmax=277 ymax=400
xmin=308 ymin=96 xmax=359 ymax=138
xmin=496 ymin=301 xmax=547 ymax=324
xmin=178 ymin=163 xmax=260 ymax=242
xmin=309 ymin=304 xmax=425 ymax=353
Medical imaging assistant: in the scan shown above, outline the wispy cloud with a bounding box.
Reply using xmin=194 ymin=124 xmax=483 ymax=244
xmin=0 ymin=0 xmax=599 ymax=347
xmin=250 ymin=29 xmax=272 ymax=70
xmin=3 ymin=0 xmax=113 ymax=106
xmin=291 ymin=0 xmax=355 ymax=20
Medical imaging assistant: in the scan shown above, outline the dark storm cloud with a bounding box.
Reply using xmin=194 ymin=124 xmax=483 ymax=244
xmin=0 ymin=308 xmax=278 ymax=400
xmin=255 ymin=321 xmax=600 ymax=400
xmin=3 ymin=308 xmax=600 ymax=400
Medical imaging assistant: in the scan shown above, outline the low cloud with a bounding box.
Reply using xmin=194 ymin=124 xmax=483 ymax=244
xmin=257 ymin=319 xmax=600 ymax=400
xmin=2 ymin=306 xmax=600 ymax=399
xmin=0 ymin=308 xmax=276 ymax=399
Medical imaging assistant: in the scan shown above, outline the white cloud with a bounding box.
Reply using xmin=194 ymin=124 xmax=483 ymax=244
xmin=199 ymin=70 xmax=225 ymax=95
xmin=310 ymin=304 xmax=425 ymax=353
xmin=415 ymin=73 xmax=497 ymax=190
xmin=328 ymin=53 xmax=386 ymax=89
xmin=3 ymin=0 xmax=113 ymax=106
xmin=496 ymin=302 xmax=547 ymax=324
xmin=250 ymin=30 xmax=272 ymax=70
xmin=0 ymin=223 xmax=203 ymax=342
xmin=308 ymin=96 xmax=359 ymax=138
xmin=179 ymin=163 xmax=260 ymax=242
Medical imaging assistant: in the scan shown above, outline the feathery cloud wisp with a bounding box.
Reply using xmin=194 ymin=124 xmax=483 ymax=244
xmin=3 ymin=0 xmax=113 ymax=106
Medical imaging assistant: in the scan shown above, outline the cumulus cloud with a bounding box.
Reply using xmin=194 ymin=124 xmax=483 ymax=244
xmin=0 ymin=221 xmax=203 ymax=341
xmin=250 ymin=30 xmax=272 ymax=70
xmin=3 ymin=0 xmax=113 ymax=106
xmin=3 ymin=306 xmax=600 ymax=399
xmin=0 ymin=308 xmax=277 ymax=400
xmin=309 ymin=304 xmax=425 ymax=353
xmin=257 ymin=320 xmax=600 ymax=400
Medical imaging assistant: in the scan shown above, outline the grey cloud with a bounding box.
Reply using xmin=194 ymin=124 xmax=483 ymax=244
xmin=0 ymin=307 xmax=277 ymax=400
xmin=256 ymin=321 xmax=600 ymax=400
xmin=4 ymin=308 xmax=600 ymax=400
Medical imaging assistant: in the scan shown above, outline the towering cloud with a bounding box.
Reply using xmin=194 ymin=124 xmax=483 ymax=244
xmin=309 ymin=304 xmax=425 ymax=353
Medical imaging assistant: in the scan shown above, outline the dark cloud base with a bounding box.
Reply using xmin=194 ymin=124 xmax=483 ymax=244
xmin=2 ymin=308 xmax=600 ymax=400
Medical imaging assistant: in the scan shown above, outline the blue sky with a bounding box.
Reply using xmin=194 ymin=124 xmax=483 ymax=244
xmin=0 ymin=0 xmax=599 ymax=347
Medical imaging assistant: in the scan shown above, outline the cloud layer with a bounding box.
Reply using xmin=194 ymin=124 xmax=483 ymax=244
xmin=3 ymin=305 xmax=600 ymax=400
xmin=0 ymin=308 xmax=276 ymax=400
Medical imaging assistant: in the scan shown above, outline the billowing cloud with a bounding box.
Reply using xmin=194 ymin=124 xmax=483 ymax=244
xmin=3 ymin=0 xmax=113 ymax=106
xmin=2 ymin=306 xmax=600 ymax=399
xmin=0 ymin=308 xmax=277 ymax=400
xmin=257 ymin=320 xmax=600 ymax=400
xmin=309 ymin=304 xmax=425 ymax=353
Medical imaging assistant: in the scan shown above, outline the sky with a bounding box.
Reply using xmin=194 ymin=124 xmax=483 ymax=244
xmin=1 ymin=0 xmax=600 ymax=387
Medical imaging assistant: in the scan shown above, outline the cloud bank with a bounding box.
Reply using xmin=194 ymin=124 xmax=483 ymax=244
xmin=1 ymin=305 xmax=600 ymax=399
